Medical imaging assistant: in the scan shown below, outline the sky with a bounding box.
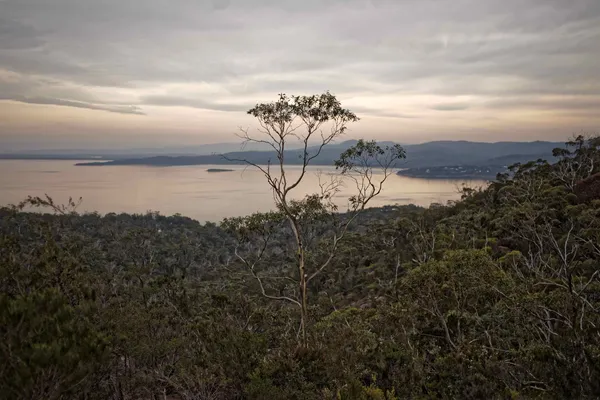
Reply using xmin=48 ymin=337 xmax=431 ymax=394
xmin=0 ymin=0 xmax=599 ymax=150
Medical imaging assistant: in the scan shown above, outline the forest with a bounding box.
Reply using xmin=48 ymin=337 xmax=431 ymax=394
xmin=0 ymin=133 xmax=598 ymax=399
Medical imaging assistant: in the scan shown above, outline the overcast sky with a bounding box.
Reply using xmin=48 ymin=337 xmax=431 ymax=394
xmin=1 ymin=0 xmax=599 ymax=150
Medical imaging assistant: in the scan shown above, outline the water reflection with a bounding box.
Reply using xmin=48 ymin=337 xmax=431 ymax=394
xmin=0 ymin=160 xmax=488 ymax=222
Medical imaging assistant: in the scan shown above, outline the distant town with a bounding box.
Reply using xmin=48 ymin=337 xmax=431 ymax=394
xmin=397 ymin=165 xmax=507 ymax=179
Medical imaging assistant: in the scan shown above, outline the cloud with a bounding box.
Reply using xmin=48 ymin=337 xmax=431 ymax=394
xmin=142 ymin=95 xmax=250 ymax=112
xmin=0 ymin=18 xmax=44 ymax=50
xmin=2 ymin=0 xmax=598 ymax=92
xmin=0 ymin=0 xmax=599 ymax=145
xmin=483 ymin=96 xmax=600 ymax=112
xmin=431 ymin=103 xmax=470 ymax=111
xmin=370 ymin=111 xmax=416 ymax=119
xmin=1 ymin=95 xmax=145 ymax=115
xmin=350 ymin=105 xmax=416 ymax=119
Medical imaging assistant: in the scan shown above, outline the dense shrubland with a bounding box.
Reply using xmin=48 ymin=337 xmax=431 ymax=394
xmin=1 ymin=136 xmax=599 ymax=399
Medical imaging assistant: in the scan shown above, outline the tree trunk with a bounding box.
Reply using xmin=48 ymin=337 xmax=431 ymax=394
xmin=299 ymin=249 xmax=307 ymax=346
xmin=288 ymin=215 xmax=308 ymax=346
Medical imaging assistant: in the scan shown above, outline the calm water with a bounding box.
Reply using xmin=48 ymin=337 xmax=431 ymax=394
xmin=0 ymin=160 xmax=488 ymax=222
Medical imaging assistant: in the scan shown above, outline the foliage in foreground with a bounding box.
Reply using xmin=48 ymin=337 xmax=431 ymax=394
xmin=0 ymin=136 xmax=599 ymax=399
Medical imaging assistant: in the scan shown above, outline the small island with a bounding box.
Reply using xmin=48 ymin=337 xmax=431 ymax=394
xmin=206 ymin=168 xmax=234 ymax=173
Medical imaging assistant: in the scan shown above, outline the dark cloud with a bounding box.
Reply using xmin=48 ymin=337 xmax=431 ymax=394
xmin=0 ymin=18 xmax=44 ymax=50
xmin=2 ymin=95 xmax=145 ymax=115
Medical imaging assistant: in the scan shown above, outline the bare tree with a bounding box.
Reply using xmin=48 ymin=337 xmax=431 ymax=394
xmin=13 ymin=194 xmax=82 ymax=215
xmin=223 ymin=92 xmax=406 ymax=345
xmin=552 ymin=134 xmax=600 ymax=191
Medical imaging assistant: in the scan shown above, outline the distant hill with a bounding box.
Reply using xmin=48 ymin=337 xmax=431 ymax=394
xmin=75 ymin=140 xmax=563 ymax=168
xmin=399 ymin=141 xmax=561 ymax=167
xmin=485 ymin=153 xmax=553 ymax=166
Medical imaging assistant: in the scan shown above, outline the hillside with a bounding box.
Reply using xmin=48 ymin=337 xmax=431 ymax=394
xmin=1 ymin=136 xmax=599 ymax=399
xmin=75 ymin=140 xmax=562 ymax=168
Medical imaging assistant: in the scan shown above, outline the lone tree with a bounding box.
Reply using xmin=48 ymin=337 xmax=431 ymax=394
xmin=223 ymin=91 xmax=406 ymax=344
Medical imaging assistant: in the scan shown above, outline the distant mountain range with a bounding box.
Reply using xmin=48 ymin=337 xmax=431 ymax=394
xmin=72 ymin=140 xmax=563 ymax=169
xmin=0 ymin=141 xmax=292 ymax=160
